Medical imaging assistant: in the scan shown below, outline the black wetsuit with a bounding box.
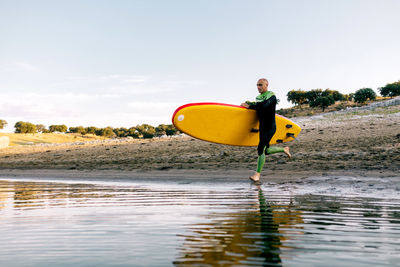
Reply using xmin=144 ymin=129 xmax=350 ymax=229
xmin=248 ymin=94 xmax=277 ymax=156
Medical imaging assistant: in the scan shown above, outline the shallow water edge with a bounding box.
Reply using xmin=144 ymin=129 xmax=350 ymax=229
xmin=1 ymin=176 xmax=399 ymax=266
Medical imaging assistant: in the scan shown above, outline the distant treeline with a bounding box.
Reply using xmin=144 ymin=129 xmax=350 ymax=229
xmin=286 ymin=80 xmax=399 ymax=111
xmin=1 ymin=122 xmax=179 ymax=138
xmin=1 ymin=80 xmax=399 ymax=134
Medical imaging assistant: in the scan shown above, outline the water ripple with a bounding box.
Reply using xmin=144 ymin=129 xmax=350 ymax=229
xmin=0 ymin=178 xmax=399 ymax=266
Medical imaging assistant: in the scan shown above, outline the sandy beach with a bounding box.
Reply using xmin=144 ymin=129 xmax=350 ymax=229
xmin=0 ymin=104 xmax=399 ymax=182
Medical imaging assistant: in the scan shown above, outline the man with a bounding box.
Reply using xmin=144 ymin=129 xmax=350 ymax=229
xmin=241 ymin=78 xmax=291 ymax=182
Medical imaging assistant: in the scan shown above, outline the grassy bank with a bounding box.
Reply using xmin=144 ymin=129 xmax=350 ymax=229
xmin=0 ymin=133 xmax=107 ymax=146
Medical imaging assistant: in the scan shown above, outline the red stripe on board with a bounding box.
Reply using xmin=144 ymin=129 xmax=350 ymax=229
xmin=171 ymin=102 xmax=245 ymax=124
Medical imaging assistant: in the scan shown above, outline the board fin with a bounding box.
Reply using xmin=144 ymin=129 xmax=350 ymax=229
xmin=286 ymin=124 xmax=293 ymax=128
xmin=286 ymin=133 xmax=295 ymax=138
xmin=276 ymin=139 xmax=283 ymax=143
xmin=250 ymin=128 xmax=259 ymax=133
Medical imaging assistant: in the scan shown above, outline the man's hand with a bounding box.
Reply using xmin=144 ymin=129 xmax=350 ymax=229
xmin=241 ymin=102 xmax=250 ymax=108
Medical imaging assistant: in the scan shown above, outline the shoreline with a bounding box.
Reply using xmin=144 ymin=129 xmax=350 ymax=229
xmin=0 ymin=169 xmax=398 ymax=184
xmin=0 ymin=104 xmax=399 ymax=182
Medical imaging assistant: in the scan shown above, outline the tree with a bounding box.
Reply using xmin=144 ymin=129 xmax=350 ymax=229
xmin=69 ymin=126 xmax=86 ymax=135
xmin=96 ymin=127 xmax=116 ymax=137
xmin=305 ymin=89 xmax=323 ymax=103
xmin=36 ymin=124 xmax=46 ymax=133
xmin=136 ymin=124 xmax=156 ymax=139
xmin=127 ymin=127 xmax=140 ymax=138
xmin=113 ymin=127 xmax=128 ymax=137
xmin=354 ymin=88 xmax=376 ymax=103
xmin=155 ymin=124 xmax=168 ymax=136
xmin=102 ymin=127 xmax=116 ymax=137
xmin=343 ymin=94 xmax=353 ymax=102
xmin=165 ymin=124 xmax=178 ymax=136
xmin=309 ymin=95 xmax=335 ymax=112
xmin=379 ymin=80 xmax=400 ymax=98
xmin=85 ymin=126 xmax=98 ymax=135
xmin=14 ymin=121 xmax=37 ymax=133
xmin=0 ymin=119 xmax=7 ymax=130
xmin=287 ymin=90 xmax=307 ymax=109
xmin=49 ymin=124 xmax=68 ymax=133
xmin=331 ymin=90 xmax=344 ymax=101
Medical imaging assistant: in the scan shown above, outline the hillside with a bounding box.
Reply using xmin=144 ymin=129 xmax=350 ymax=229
xmin=277 ymin=97 xmax=393 ymax=118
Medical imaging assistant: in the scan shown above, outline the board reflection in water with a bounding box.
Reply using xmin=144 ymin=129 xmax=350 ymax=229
xmin=174 ymin=186 xmax=303 ymax=266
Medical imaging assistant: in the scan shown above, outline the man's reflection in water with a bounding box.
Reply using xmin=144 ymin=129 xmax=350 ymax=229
xmin=257 ymin=185 xmax=282 ymax=266
xmin=174 ymin=186 xmax=302 ymax=266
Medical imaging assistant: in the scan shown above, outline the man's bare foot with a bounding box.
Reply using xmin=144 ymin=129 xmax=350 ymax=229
xmin=249 ymin=172 xmax=260 ymax=182
xmin=284 ymin=146 xmax=292 ymax=159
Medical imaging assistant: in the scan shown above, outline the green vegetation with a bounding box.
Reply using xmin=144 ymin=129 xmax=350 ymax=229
xmin=287 ymin=89 xmax=344 ymax=111
xmin=3 ymin=79 xmax=399 ymax=140
xmin=0 ymin=119 xmax=7 ymax=130
xmin=49 ymin=124 xmax=68 ymax=133
xmin=353 ymin=88 xmax=376 ymax=103
xmin=283 ymin=79 xmax=400 ymax=116
xmin=287 ymin=89 xmax=308 ymax=109
xmin=14 ymin=121 xmax=37 ymax=133
xmin=309 ymin=95 xmax=335 ymax=111
xmin=10 ymin=121 xmax=179 ymax=140
xmin=379 ymin=80 xmax=400 ymax=98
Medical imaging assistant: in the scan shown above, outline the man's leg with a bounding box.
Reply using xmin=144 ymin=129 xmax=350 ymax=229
xmin=266 ymin=146 xmax=283 ymax=154
xmin=250 ymin=130 xmax=291 ymax=182
xmin=249 ymin=130 xmax=269 ymax=182
xmin=266 ymin=146 xmax=292 ymax=159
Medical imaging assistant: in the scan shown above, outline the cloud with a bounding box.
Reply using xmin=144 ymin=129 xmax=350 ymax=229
xmin=0 ymin=90 xmax=181 ymax=132
xmin=1 ymin=61 xmax=41 ymax=73
xmin=0 ymin=68 xmax=206 ymax=132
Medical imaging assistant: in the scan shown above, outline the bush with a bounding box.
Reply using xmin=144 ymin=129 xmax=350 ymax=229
xmin=335 ymin=103 xmax=346 ymax=111
xmin=354 ymin=88 xmax=376 ymax=103
xmin=379 ymin=81 xmax=400 ymax=97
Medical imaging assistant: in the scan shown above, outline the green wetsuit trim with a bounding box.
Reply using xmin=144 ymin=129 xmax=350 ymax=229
xmin=246 ymin=91 xmax=275 ymax=106
xmin=256 ymin=146 xmax=285 ymax=173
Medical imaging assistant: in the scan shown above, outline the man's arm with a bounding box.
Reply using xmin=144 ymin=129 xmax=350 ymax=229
xmin=241 ymin=101 xmax=257 ymax=109
xmin=260 ymin=95 xmax=277 ymax=108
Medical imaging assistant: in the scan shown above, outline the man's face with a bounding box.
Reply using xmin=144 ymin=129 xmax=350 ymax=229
xmin=257 ymin=80 xmax=268 ymax=94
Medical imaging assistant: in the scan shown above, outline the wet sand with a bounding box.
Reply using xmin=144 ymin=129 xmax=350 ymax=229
xmin=0 ymin=107 xmax=399 ymax=181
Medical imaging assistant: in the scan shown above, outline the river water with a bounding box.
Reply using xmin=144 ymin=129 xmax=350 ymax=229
xmin=0 ymin=176 xmax=399 ymax=266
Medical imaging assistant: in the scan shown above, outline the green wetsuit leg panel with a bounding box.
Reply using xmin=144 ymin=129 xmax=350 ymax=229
xmin=266 ymin=146 xmax=284 ymax=154
xmin=256 ymin=146 xmax=285 ymax=173
xmin=256 ymin=152 xmax=266 ymax=173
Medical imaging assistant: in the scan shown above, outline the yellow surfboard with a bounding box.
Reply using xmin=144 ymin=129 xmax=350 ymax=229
xmin=172 ymin=103 xmax=301 ymax=146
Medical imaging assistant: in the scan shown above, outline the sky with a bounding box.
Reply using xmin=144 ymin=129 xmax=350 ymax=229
xmin=1 ymin=0 xmax=399 ymax=132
